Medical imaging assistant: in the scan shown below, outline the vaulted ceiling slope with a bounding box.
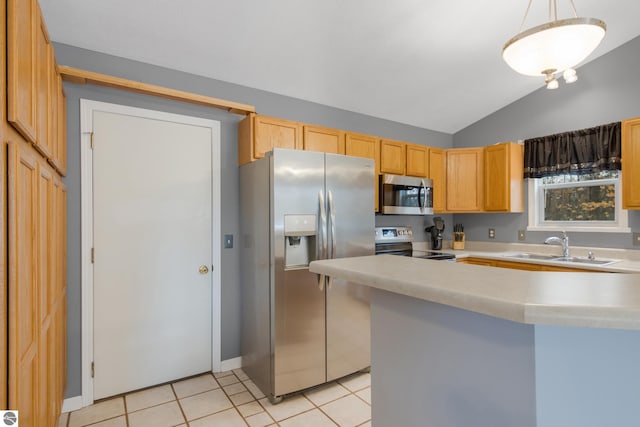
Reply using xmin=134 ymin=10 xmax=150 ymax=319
xmin=39 ymin=0 xmax=640 ymax=134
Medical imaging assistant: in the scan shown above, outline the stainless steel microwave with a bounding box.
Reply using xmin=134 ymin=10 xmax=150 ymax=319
xmin=379 ymin=174 xmax=433 ymax=215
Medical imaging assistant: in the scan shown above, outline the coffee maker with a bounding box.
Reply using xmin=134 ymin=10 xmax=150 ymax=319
xmin=426 ymin=216 xmax=445 ymax=250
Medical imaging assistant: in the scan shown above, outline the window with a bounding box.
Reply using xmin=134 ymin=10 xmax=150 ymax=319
xmin=528 ymin=170 xmax=629 ymax=232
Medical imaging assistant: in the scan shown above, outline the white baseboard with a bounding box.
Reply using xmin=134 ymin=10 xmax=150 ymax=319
xmin=219 ymin=356 xmax=242 ymax=372
xmin=61 ymin=396 xmax=83 ymax=413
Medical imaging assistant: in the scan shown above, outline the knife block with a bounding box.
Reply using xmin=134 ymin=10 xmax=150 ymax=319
xmin=452 ymin=232 xmax=465 ymax=250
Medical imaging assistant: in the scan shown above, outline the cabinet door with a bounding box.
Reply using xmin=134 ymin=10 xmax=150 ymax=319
xmin=380 ymin=139 xmax=406 ymax=175
xmin=35 ymin=8 xmax=53 ymax=159
xmin=406 ymin=144 xmax=429 ymax=178
xmin=253 ymin=115 xmax=301 ymax=159
xmin=446 ymin=148 xmax=483 ymax=212
xmin=56 ymin=77 xmax=68 ymax=176
xmin=8 ymin=141 xmax=40 ymax=426
xmin=622 ymin=118 xmax=640 ymax=209
xmin=458 ymin=258 xmax=495 ymax=267
xmin=8 ymin=0 xmax=38 ymax=143
xmin=429 ymin=148 xmax=446 ymax=212
xmin=345 ymin=132 xmax=380 ymax=211
xmin=484 ymin=142 xmax=523 ymax=212
xmin=303 ymin=125 xmax=345 ymax=154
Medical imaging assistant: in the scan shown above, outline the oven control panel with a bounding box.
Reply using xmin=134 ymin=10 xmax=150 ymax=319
xmin=375 ymin=226 xmax=413 ymax=243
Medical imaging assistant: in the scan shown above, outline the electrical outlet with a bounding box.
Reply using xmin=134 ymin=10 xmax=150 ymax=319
xmin=633 ymin=232 xmax=640 ymax=247
xmin=488 ymin=228 xmax=496 ymax=239
xmin=518 ymin=229 xmax=526 ymax=241
xmin=224 ymin=234 xmax=234 ymax=249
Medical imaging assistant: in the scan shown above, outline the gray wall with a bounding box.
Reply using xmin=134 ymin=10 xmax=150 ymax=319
xmin=453 ymin=35 xmax=640 ymax=249
xmin=55 ymin=43 xmax=452 ymax=398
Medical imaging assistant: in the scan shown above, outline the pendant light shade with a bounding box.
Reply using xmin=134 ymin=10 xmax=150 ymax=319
xmin=503 ymin=17 xmax=606 ymax=76
xmin=502 ymin=1 xmax=606 ymax=88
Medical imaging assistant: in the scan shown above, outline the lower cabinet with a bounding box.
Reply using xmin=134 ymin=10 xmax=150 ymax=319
xmin=458 ymin=257 xmax=601 ymax=272
xmin=7 ymin=140 xmax=66 ymax=427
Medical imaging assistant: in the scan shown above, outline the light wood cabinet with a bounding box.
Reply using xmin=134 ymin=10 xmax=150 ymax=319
xmin=35 ymin=7 xmax=53 ymax=159
xmin=459 ymin=257 xmax=599 ymax=272
xmin=303 ymin=125 xmax=345 ymax=154
xmin=7 ymin=0 xmax=38 ymax=143
xmin=380 ymin=139 xmax=406 ymax=175
xmin=429 ymin=147 xmax=446 ymax=212
xmin=4 ymin=1 xmax=67 ymax=423
xmin=345 ymin=132 xmax=380 ymax=211
xmin=238 ymin=113 xmax=302 ymax=165
xmin=446 ymin=148 xmax=483 ymax=212
xmin=406 ymin=143 xmax=429 ymax=178
xmin=484 ymin=142 xmax=523 ymax=212
xmin=8 ymin=141 xmax=40 ymax=427
xmin=622 ymin=117 xmax=640 ymax=209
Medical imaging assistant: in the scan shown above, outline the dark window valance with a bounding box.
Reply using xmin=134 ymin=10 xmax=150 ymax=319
xmin=523 ymin=121 xmax=621 ymax=178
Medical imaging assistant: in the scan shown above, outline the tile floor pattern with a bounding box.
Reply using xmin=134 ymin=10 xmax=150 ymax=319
xmin=58 ymin=369 xmax=371 ymax=427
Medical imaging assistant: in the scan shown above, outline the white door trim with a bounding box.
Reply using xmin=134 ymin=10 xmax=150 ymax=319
xmin=79 ymin=99 xmax=222 ymax=407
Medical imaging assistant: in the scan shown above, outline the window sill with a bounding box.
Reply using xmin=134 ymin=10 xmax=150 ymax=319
xmin=526 ymin=226 xmax=631 ymax=233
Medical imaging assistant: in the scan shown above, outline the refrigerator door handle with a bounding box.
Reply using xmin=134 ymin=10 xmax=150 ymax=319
xmin=328 ymin=190 xmax=336 ymax=260
xmin=318 ymin=190 xmax=328 ymax=291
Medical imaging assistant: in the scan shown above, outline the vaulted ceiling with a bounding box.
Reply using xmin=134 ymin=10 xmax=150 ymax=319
xmin=40 ymin=0 xmax=640 ymax=133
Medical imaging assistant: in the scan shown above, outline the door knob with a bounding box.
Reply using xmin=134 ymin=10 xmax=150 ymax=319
xmin=199 ymin=265 xmax=209 ymax=275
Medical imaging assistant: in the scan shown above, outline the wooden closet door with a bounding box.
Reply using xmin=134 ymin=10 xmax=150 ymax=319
xmin=8 ymin=141 xmax=40 ymax=427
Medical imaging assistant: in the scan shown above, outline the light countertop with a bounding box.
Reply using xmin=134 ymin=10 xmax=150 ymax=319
xmin=309 ymin=254 xmax=640 ymax=330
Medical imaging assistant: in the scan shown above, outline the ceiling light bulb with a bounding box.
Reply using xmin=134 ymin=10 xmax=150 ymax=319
xmin=563 ymin=68 xmax=578 ymax=83
xmin=546 ymin=76 xmax=559 ymax=90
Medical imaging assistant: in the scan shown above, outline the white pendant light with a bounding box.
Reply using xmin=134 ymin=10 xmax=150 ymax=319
xmin=503 ymin=0 xmax=606 ymax=88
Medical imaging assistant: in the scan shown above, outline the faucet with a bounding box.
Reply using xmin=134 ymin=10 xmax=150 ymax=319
xmin=545 ymin=231 xmax=570 ymax=258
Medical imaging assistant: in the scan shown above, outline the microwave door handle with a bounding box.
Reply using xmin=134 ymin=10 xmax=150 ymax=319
xmin=420 ymin=179 xmax=427 ymax=210
xmin=318 ymin=190 xmax=327 ymax=291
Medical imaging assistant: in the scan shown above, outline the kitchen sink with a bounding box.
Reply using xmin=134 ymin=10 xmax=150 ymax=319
xmin=504 ymin=253 xmax=618 ymax=266
xmin=552 ymin=256 xmax=618 ymax=266
xmin=504 ymin=253 xmax=558 ymax=260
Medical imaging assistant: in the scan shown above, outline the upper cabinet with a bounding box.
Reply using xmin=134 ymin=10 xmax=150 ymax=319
xmin=379 ymin=139 xmax=406 ymax=175
xmin=484 ymin=142 xmax=523 ymax=212
xmin=35 ymin=7 xmax=54 ymax=159
xmin=446 ymin=148 xmax=484 ymax=212
xmin=238 ymin=113 xmax=302 ymax=165
xmin=622 ymin=117 xmax=640 ymax=209
xmin=345 ymin=132 xmax=381 ymax=212
xmin=303 ymin=125 xmax=345 ymax=154
xmin=8 ymin=0 xmax=38 ymax=143
xmin=406 ymin=144 xmax=429 ymax=178
xmin=429 ymin=148 xmax=446 ymax=213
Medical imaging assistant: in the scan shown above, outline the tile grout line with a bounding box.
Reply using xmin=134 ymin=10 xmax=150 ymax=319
xmin=169 ymin=377 xmax=191 ymax=427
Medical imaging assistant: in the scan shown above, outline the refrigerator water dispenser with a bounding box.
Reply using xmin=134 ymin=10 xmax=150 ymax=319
xmin=284 ymin=214 xmax=317 ymax=269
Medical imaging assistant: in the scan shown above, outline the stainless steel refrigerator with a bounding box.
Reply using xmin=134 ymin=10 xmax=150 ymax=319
xmin=240 ymin=148 xmax=374 ymax=402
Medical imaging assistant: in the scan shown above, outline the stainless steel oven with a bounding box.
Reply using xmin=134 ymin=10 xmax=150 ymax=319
xmin=379 ymin=174 xmax=433 ymax=215
xmin=375 ymin=226 xmax=455 ymax=260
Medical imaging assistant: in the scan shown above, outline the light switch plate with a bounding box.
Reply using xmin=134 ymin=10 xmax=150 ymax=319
xmin=488 ymin=228 xmax=496 ymax=239
xmin=224 ymin=234 xmax=234 ymax=249
xmin=633 ymin=232 xmax=640 ymax=246
xmin=518 ymin=229 xmax=526 ymax=241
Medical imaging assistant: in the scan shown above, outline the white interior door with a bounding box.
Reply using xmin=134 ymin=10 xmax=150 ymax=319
xmin=92 ymin=109 xmax=217 ymax=399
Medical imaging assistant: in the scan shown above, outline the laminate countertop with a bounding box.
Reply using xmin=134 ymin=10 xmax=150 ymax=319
xmin=309 ymin=255 xmax=640 ymax=330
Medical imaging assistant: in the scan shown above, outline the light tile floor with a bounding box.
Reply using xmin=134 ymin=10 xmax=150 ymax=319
xmin=59 ymin=369 xmax=371 ymax=427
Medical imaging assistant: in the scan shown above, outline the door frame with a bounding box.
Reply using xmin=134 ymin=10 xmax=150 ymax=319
xmin=79 ymin=99 xmax=222 ymax=407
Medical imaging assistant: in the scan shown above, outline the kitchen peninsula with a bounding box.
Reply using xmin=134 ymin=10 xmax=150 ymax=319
xmin=309 ymin=255 xmax=640 ymax=427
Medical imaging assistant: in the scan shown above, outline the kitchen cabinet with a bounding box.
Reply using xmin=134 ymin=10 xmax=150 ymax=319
xmin=35 ymin=6 xmax=53 ymax=159
xmin=380 ymin=139 xmax=406 ymax=175
xmin=303 ymin=124 xmax=345 ymax=154
xmin=7 ymin=0 xmax=37 ymax=143
xmin=238 ymin=113 xmax=302 ymax=165
xmin=345 ymin=131 xmax=381 ymax=211
xmin=4 ymin=0 xmax=68 ymax=423
xmin=484 ymin=142 xmax=523 ymax=212
xmin=458 ymin=257 xmax=599 ymax=272
xmin=446 ymin=147 xmax=484 ymax=212
xmin=429 ymin=147 xmax=446 ymax=212
xmin=406 ymin=143 xmax=429 ymax=178
xmin=622 ymin=117 xmax=640 ymax=209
